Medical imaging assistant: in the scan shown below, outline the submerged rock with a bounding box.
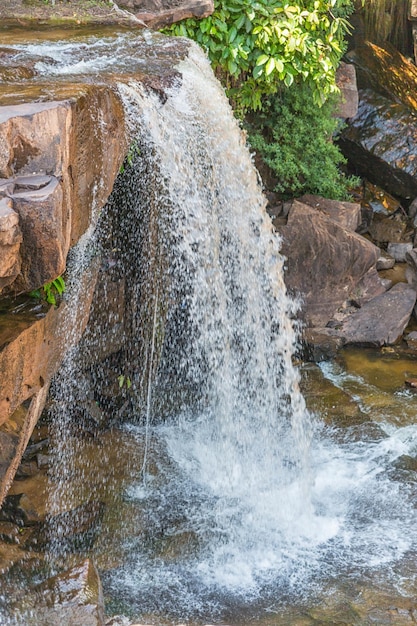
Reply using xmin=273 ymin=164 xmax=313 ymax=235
xmin=26 ymin=500 xmax=105 ymax=553
xmin=21 ymin=558 xmax=105 ymax=626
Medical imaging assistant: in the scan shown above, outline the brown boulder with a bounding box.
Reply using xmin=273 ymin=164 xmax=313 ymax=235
xmin=0 ymin=89 xmax=127 ymax=294
xmin=297 ymin=194 xmax=362 ymax=232
xmin=278 ymin=200 xmax=380 ymax=327
xmin=340 ymin=283 xmax=417 ymax=346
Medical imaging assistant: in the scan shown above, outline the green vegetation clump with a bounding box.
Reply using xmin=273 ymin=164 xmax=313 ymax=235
xmin=246 ymin=83 xmax=357 ymax=199
xmin=164 ymin=0 xmax=359 ymax=200
xmin=165 ymin=0 xmax=355 ymax=114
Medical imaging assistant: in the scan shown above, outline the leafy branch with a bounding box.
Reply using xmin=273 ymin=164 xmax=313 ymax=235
xmin=164 ymin=0 xmax=355 ymax=114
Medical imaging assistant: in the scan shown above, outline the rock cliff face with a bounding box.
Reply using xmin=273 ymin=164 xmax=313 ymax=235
xmin=0 ymin=92 xmax=126 ymax=295
xmin=0 ymin=30 xmax=190 ymax=508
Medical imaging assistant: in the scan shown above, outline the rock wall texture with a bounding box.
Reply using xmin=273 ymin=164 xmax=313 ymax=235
xmin=0 ymin=31 xmax=191 ymax=508
xmin=0 ymin=90 xmax=127 ymax=295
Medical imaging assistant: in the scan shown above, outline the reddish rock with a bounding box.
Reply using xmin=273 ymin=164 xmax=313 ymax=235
xmin=278 ymin=200 xmax=380 ymax=327
xmin=27 ymin=559 xmax=105 ymax=626
xmin=0 ymin=89 xmax=127 ymax=293
xmin=352 ymin=266 xmax=387 ymax=306
xmin=0 ymin=196 xmax=22 ymax=290
xmin=297 ymin=194 xmax=362 ymax=232
xmin=121 ymin=0 xmax=214 ymax=28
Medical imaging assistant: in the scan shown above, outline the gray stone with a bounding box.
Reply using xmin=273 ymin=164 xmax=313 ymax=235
xmin=387 ymin=242 xmax=413 ymax=262
xmin=405 ymin=331 xmax=417 ymax=349
xmin=340 ymin=283 xmax=417 ymax=346
xmin=409 ymin=196 xmax=417 ymax=220
xmin=376 ymin=250 xmax=395 ymax=270
xmin=368 ymin=214 xmax=408 ymax=245
xmin=123 ymin=0 xmax=214 ymax=27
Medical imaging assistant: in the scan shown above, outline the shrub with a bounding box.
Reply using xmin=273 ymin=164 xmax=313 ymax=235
xmin=165 ymin=0 xmax=355 ymax=114
xmin=246 ymin=82 xmax=357 ymax=199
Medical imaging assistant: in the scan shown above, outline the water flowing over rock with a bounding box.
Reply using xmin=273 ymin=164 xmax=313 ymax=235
xmin=0 ymin=31 xmax=191 ymax=508
xmin=18 ymin=559 xmax=105 ymax=626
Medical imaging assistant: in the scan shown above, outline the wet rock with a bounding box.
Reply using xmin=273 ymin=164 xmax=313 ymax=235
xmin=303 ymin=327 xmax=346 ymax=361
xmin=405 ymin=332 xmax=417 ymax=349
xmin=387 ymin=242 xmax=413 ymax=262
xmin=14 ymin=459 xmax=39 ymax=480
xmin=408 ymin=196 xmax=417 ymax=220
xmin=340 ymin=283 xmax=417 ymax=346
xmin=22 ymin=438 xmax=49 ymax=461
xmin=26 ymin=558 xmax=105 ymax=626
xmin=297 ymin=194 xmax=362 ymax=232
xmin=121 ymin=0 xmax=214 ymax=28
xmin=0 ymin=520 xmax=25 ymax=545
xmin=278 ymin=200 xmax=380 ymax=326
xmin=392 ymin=455 xmax=417 ymax=472
xmin=368 ymin=213 xmax=409 ymax=245
xmin=0 ymin=493 xmax=41 ymax=527
xmin=26 ymin=500 xmax=105 ymax=553
xmin=338 ymin=88 xmax=417 ymax=201
xmin=0 ymin=392 xmax=49 ymax=509
xmin=36 ymin=453 xmax=50 ymax=469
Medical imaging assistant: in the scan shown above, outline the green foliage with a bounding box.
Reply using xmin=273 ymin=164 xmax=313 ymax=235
xmin=30 ymin=276 xmax=66 ymax=306
xmin=164 ymin=0 xmax=355 ymax=114
xmin=246 ymin=83 xmax=358 ymax=199
xmin=119 ymin=141 xmax=141 ymax=175
xmin=118 ymin=374 xmax=132 ymax=390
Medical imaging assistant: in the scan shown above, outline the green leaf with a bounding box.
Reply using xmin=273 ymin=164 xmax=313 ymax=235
xmin=284 ymin=72 xmax=294 ymax=87
xmin=265 ymin=57 xmax=275 ymax=76
xmin=274 ymin=57 xmax=284 ymax=73
xmin=255 ymin=53 xmax=269 ymax=66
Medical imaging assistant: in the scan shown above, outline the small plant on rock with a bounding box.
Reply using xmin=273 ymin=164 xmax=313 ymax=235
xmin=30 ymin=276 xmax=66 ymax=306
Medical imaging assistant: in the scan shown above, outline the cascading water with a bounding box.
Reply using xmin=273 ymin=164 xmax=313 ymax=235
xmin=3 ymin=30 xmax=417 ymax=626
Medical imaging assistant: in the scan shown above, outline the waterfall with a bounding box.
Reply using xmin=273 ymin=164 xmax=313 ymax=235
xmin=3 ymin=31 xmax=417 ymax=626
xmin=95 ymin=45 xmax=334 ymax=618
